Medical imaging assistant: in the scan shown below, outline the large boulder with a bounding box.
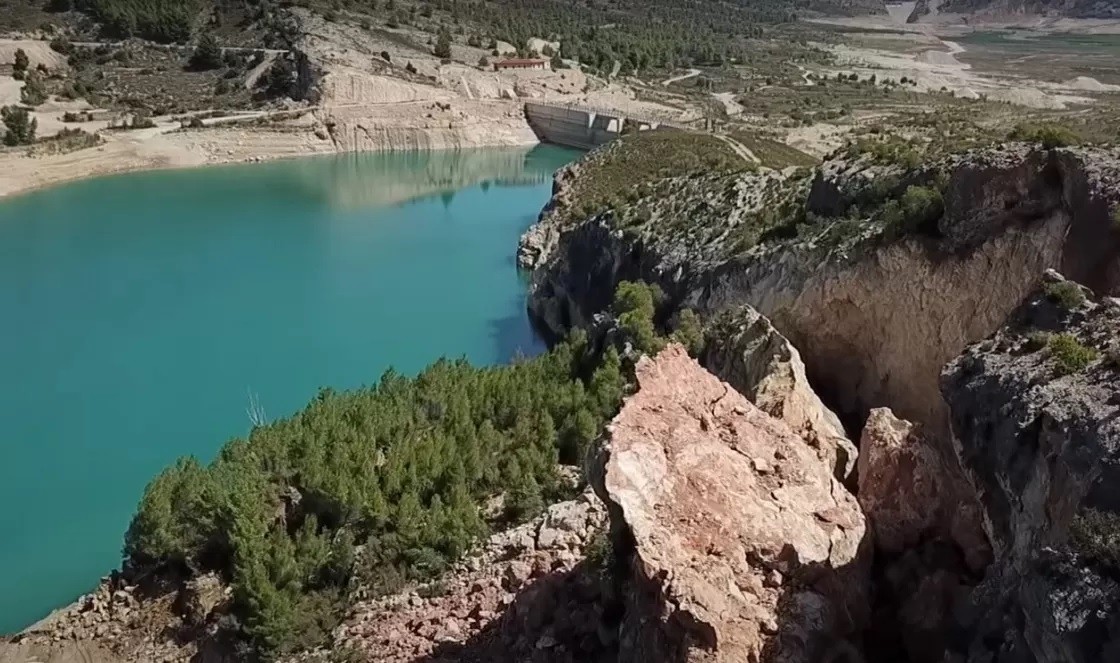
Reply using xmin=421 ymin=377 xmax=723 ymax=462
xmin=940 ymin=273 xmax=1120 ymax=663
xmin=591 ymin=344 xmax=870 ymax=663
xmin=703 ymin=305 xmax=857 ymax=481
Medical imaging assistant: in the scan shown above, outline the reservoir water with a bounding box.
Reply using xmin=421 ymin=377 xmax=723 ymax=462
xmin=0 ymin=145 xmax=579 ymax=632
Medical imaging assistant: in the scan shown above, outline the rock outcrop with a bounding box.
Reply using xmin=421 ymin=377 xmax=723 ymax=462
xmin=591 ymin=344 xmax=870 ymax=663
xmin=941 ymin=273 xmax=1120 ymax=663
xmin=702 ymin=305 xmax=858 ymax=481
xmin=325 ymin=492 xmax=612 ymax=663
xmin=3 ymin=575 xmax=200 ymax=663
xmin=857 ymin=408 xmax=989 ymax=569
xmin=856 ymin=409 xmax=991 ymax=663
xmin=9 ymin=492 xmax=611 ymax=663
xmin=526 ymin=145 xmax=1120 ymax=437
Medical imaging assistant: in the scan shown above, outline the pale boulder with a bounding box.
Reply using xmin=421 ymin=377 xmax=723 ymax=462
xmin=593 ymin=344 xmax=870 ymax=663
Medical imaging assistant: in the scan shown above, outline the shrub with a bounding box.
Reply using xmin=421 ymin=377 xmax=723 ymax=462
xmin=584 ymin=527 xmax=614 ymax=578
xmin=2 ymin=106 xmax=37 ymax=146
xmin=1106 ymin=344 xmax=1120 ymax=369
xmin=189 ymin=34 xmax=223 ymax=71
xmin=264 ymin=58 xmax=295 ymax=98
xmin=1024 ymin=331 xmax=1052 ymax=352
xmin=21 ymin=70 xmax=49 ymax=106
xmin=49 ymin=38 xmax=73 ymax=55
xmin=405 ymin=61 xmax=418 ymax=75
xmin=613 ymin=280 xmax=665 ymax=356
xmin=478 ymin=56 xmax=489 ymax=68
xmin=30 ymin=127 xmax=102 ymax=155
xmin=111 ymin=114 xmax=156 ymax=130
xmin=672 ymin=309 xmax=704 ymax=357
xmin=883 ymin=185 xmax=943 ymax=238
xmin=12 ymin=48 xmax=29 ymax=80
xmin=1048 ymin=333 xmax=1098 ymax=375
xmin=1070 ymin=508 xmax=1120 ymax=569
xmin=380 ymin=51 xmax=391 ymax=62
xmin=1009 ymin=122 xmax=1081 ymax=149
xmin=1044 ymin=281 xmax=1086 ymax=310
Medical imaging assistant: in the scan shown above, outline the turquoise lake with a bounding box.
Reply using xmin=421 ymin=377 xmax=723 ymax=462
xmin=0 ymin=145 xmax=579 ymax=632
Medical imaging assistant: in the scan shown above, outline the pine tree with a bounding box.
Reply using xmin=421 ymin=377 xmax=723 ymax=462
xmin=12 ymin=48 xmax=29 ymax=80
xmin=434 ymin=29 xmax=453 ymax=59
xmin=189 ymin=34 xmax=223 ymax=71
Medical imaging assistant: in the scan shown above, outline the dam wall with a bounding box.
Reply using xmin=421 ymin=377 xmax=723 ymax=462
xmin=524 ymin=102 xmax=683 ymax=150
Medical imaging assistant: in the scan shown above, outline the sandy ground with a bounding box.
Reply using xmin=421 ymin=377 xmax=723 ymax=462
xmin=0 ymin=39 xmax=69 ymax=71
xmin=784 ymin=122 xmax=850 ymax=158
xmin=713 ymin=91 xmax=744 ymax=116
xmin=0 ymin=111 xmax=334 ymax=198
xmin=804 ymin=9 xmax=1120 ymax=109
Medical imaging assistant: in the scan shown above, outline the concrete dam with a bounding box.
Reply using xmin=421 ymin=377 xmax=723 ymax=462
xmin=523 ymin=102 xmax=685 ymax=150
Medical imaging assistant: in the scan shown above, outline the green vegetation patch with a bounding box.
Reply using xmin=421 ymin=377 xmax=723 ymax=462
xmin=126 ymin=334 xmax=626 ymax=658
xmin=880 ymin=185 xmax=945 ymax=239
xmin=1044 ymin=281 xmax=1087 ymax=310
xmin=79 ymin=0 xmax=204 ymax=42
xmin=843 ymin=134 xmax=925 ymax=169
xmin=29 ymin=127 xmax=103 ymax=155
xmin=613 ymin=280 xmax=665 ymax=356
xmin=730 ymin=131 xmax=818 ymax=169
xmin=1070 ymin=508 xmax=1120 ymax=570
xmin=564 ymin=130 xmax=749 ymax=221
xmin=1048 ymin=332 xmax=1098 ymax=375
xmin=1008 ymin=122 xmax=1082 ymax=149
xmin=1 ymin=106 xmax=37 ymax=146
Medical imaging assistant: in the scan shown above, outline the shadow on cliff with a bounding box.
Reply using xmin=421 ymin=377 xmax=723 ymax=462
xmin=408 ymin=560 xmax=619 ymax=663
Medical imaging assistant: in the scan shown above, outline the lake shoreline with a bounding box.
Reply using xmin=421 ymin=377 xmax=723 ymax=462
xmin=0 ymin=105 xmax=542 ymax=201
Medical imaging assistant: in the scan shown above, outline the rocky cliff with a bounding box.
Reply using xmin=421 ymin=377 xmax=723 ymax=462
xmin=525 ymin=145 xmax=1120 ymax=437
xmin=941 ymin=273 xmax=1120 ymax=663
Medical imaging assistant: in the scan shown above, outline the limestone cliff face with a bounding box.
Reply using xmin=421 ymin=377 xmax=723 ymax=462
xmin=322 ymin=99 xmax=538 ymax=153
xmin=940 ymin=274 xmax=1120 ymax=663
xmin=527 ymin=146 xmax=1120 ymax=436
xmin=590 ymin=345 xmax=870 ymax=663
